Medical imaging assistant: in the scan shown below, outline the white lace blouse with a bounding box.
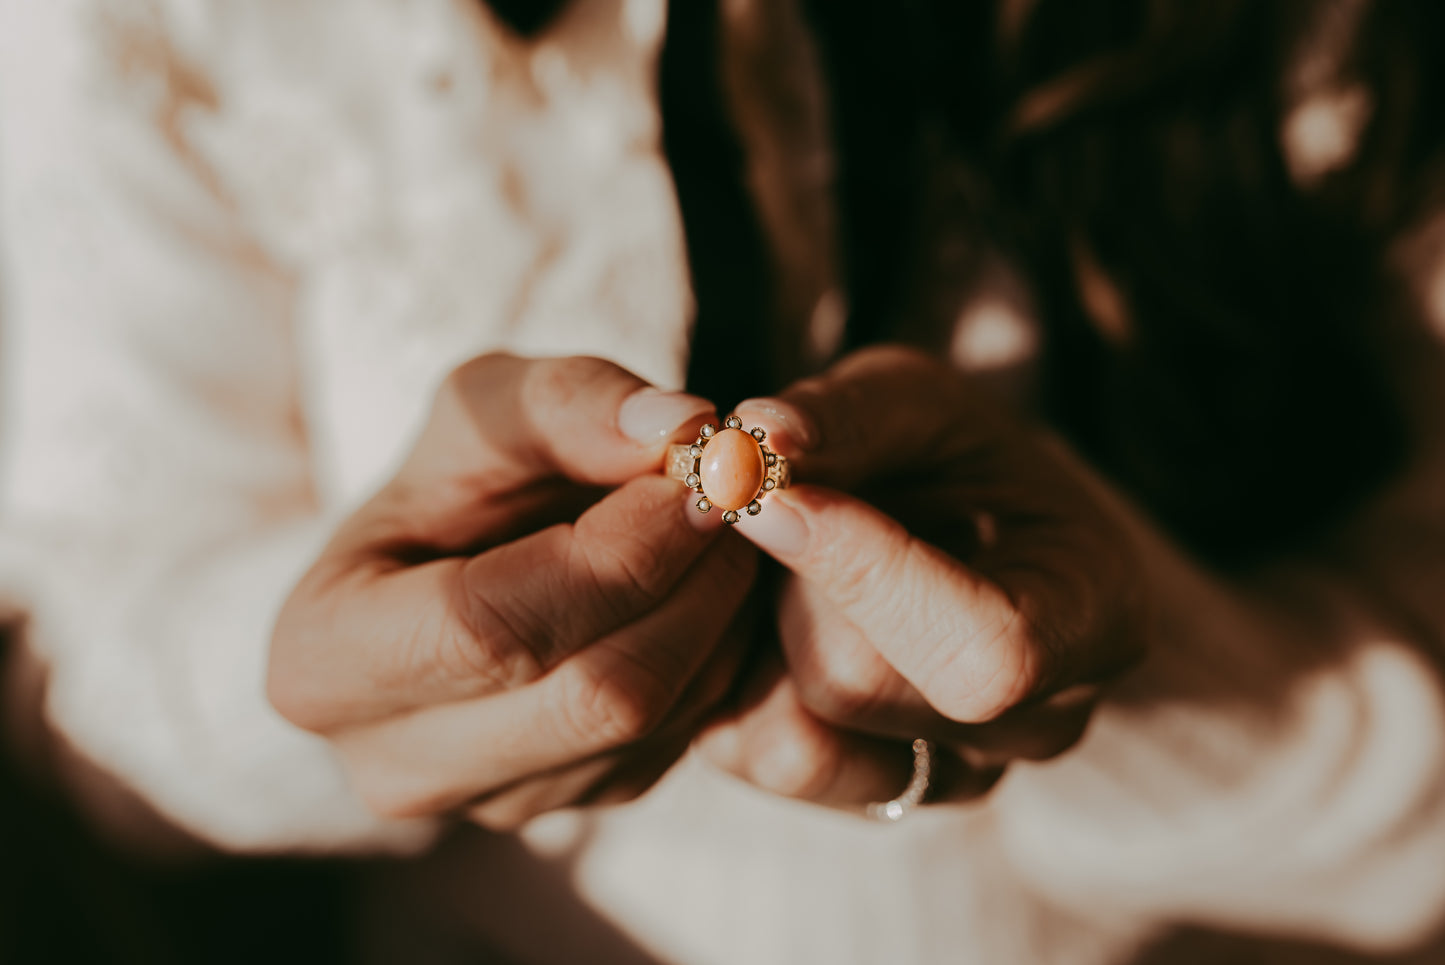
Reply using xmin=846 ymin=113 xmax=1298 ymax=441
xmin=5 ymin=1 xmax=1445 ymax=963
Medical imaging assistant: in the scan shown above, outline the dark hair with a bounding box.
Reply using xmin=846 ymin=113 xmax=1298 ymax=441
xmin=497 ymin=0 xmax=1439 ymax=565
xmin=811 ymin=0 xmax=1445 ymax=566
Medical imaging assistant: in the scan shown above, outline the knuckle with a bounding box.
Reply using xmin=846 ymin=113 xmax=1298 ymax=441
xmin=337 ymin=748 xmax=451 ymax=821
xmin=444 ymin=352 xmax=505 ymax=387
xmin=977 ymin=626 xmax=1043 ymax=719
xmin=554 ymin=652 xmax=674 ymax=749
xmin=455 ymin=552 xmax=556 ymax=683
xmin=436 ymin=353 xmax=508 ymax=416
xmin=266 ymin=602 xmax=339 ymax=734
xmin=467 ymin=799 xmax=533 ymax=833
xmin=439 ymin=359 xmax=474 ymax=399
xmin=822 ymin=521 xmax=909 ymax=613
xmin=573 ymin=528 xmax=675 ymax=617
xmin=435 ymin=361 xmax=472 ymax=408
xmin=750 ymin=722 xmax=842 ymax=800
xmin=798 ymin=644 xmax=890 ymax=724
xmin=930 ymin=609 xmax=1043 ymax=723
xmin=264 ymin=669 xmax=321 ymax=733
xmin=357 ymin=786 xmax=435 ymax=822
xmin=265 ymin=671 xmax=328 ymax=735
xmin=522 ymin=355 xmax=625 ymax=419
xmin=264 ymin=644 xmax=314 ymax=729
xmin=434 ymin=610 xmax=536 ymax=695
xmin=435 ymin=608 xmax=512 ymax=690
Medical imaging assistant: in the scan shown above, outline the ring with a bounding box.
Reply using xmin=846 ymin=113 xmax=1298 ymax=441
xmin=666 ymin=415 xmax=791 ymax=525
xmin=866 ymin=738 xmax=934 ymax=822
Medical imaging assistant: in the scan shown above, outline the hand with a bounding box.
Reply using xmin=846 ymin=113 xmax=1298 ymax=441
xmin=268 ymin=354 xmax=758 ymax=829
xmin=697 ymin=346 xmax=1147 ymax=808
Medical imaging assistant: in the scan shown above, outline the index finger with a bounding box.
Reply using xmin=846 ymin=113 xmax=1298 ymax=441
xmin=270 ymin=476 xmax=731 ymax=732
xmin=734 ymin=346 xmax=997 ymax=490
xmin=379 ymin=353 xmax=716 ymax=552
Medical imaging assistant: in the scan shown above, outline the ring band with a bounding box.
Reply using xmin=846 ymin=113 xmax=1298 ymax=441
xmin=667 ymin=415 xmax=791 ymax=525
xmin=867 ymin=738 xmax=934 ymax=822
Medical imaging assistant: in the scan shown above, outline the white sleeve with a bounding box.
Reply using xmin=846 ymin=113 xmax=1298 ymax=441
xmin=0 ymin=0 xmax=432 ymax=853
xmin=992 ymin=444 xmax=1445 ymax=952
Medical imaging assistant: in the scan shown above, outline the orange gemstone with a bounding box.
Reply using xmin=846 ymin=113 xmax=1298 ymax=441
xmin=699 ymin=427 xmax=765 ymax=511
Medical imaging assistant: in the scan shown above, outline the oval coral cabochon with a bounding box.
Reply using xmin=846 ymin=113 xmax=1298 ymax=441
xmin=699 ymin=428 xmax=765 ymax=511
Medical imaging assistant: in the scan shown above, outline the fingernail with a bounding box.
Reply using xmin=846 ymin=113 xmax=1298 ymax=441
xmin=734 ymin=398 xmax=819 ymax=452
xmin=736 ymin=491 xmax=809 ymax=559
xmin=618 ymin=388 xmax=715 ymax=445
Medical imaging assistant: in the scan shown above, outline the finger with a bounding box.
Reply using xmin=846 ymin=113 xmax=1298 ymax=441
xmin=945 ymin=685 xmax=1099 ymax=766
xmin=695 ymin=661 xmax=914 ymax=808
xmin=736 ymin=483 xmax=1058 ymax=724
xmin=464 ymin=727 xmax=692 ymax=831
xmin=332 ymin=534 xmax=758 ymax=819
xmin=356 ymin=353 xmax=716 ymax=553
xmin=697 ymin=660 xmax=1007 ymax=810
xmin=465 ymin=608 xmax=752 ymax=830
xmin=734 ymin=345 xmax=997 ymax=489
xmin=272 ymin=475 xmax=728 ymax=731
xmin=456 ymin=476 xmax=731 ymax=686
xmin=465 ymin=755 xmax=618 ymax=832
xmin=343 ymin=476 xmax=608 ymax=564
xmin=775 ymin=573 xmax=929 ymax=734
xmin=778 ymin=575 xmax=1099 ymax=763
xmin=463 ymin=725 xmax=690 ymax=832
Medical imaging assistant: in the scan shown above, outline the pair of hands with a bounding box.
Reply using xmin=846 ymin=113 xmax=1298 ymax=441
xmin=268 ymin=347 xmax=1146 ymax=828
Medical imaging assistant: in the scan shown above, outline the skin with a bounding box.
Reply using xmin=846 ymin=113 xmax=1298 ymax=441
xmin=269 ymin=346 xmax=1146 ymax=825
xmin=268 ymin=354 xmax=758 ymax=830
xmin=701 ymin=345 xmax=1149 ymax=808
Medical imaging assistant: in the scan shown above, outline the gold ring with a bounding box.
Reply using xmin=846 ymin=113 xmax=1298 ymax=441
xmin=666 ymin=415 xmax=791 ymax=525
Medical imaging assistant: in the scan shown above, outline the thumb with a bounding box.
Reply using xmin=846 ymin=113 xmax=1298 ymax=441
xmin=372 ymin=354 xmax=716 ymax=550
xmin=734 ymin=483 xmax=1046 ymax=724
xmin=408 ymin=353 xmax=716 ymax=492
